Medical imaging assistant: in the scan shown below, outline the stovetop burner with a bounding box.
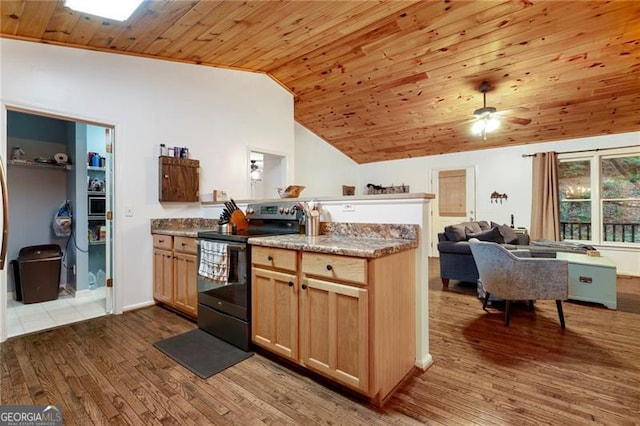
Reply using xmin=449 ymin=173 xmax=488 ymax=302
xmin=198 ymin=226 xmax=298 ymax=243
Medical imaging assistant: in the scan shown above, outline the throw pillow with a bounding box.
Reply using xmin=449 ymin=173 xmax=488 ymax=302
xmin=491 ymin=221 xmax=519 ymax=244
xmin=467 ymin=227 xmax=503 ymax=243
xmin=477 ymin=220 xmax=491 ymax=230
xmin=463 ymin=221 xmax=482 ymax=234
xmin=445 ymin=224 xmax=467 ymax=242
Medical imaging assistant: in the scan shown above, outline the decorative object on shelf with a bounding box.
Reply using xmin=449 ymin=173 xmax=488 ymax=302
xmin=342 ymin=185 xmax=355 ymax=196
xmin=490 ymin=191 xmax=508 ymax=203
xmin=277 ymin=185 xmax=305 ymax=198
xmin=11 ymin=146 xmax=25 ymax=161
xmin=365 ymin=183 xmax=409 ymax=195
xmin=213 ymin=190 xmax=228 ymax=202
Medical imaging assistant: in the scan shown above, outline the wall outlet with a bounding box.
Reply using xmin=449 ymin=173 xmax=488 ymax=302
xmin=343 ymin=204 xmax=355 ymax=212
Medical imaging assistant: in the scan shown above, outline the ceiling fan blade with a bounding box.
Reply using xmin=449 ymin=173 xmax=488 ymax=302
xmin=503 ymin=116 xmax=532 ymax=126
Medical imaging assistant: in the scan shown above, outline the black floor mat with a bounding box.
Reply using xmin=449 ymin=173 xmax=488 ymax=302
xmin=153 ymin=329 xmax=253 ymax=379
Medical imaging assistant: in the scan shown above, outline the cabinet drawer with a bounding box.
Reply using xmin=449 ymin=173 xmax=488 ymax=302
xmin=153 ymin=234 xmax=173 ymax=250
xmin=252 ymin=246 xmax=297 ymax=272
xmin=174 ymin=236 xmax=197 ymax=254
xmin=302 ymin=253 xmax=367 ymax=285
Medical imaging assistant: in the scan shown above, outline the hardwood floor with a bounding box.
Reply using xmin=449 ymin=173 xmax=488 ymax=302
xmin=2 ymin=261 xmax=639 ymax=425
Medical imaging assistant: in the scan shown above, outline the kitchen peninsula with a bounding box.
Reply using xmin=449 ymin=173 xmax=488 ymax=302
xmin=248 ymin=229 xmax=418 ymax=404
xmin=202 ymin=193 xmax=435 ymax=369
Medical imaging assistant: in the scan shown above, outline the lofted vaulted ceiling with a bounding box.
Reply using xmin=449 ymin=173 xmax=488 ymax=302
xmin=1 ymin=0 xmax=639 ymax=164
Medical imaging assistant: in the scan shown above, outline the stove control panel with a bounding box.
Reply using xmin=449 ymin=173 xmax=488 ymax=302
xmin=246 ymin=201 xmax=302 ymax=221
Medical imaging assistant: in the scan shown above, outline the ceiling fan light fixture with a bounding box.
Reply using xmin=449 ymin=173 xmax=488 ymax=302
xmin=471 ymin=114 xmax=500 ymax=137
xmin=471 ymin=81 xmax=501 ymax=139
xmin=64 ymin=0 xmax=144 ymax=21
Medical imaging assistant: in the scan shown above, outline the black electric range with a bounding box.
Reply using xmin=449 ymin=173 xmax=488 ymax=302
xmin=196 ymin=201 xmax=302 ymax=351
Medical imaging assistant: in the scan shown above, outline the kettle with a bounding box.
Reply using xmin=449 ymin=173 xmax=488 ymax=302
xmin=11 ymin=146 xmax=25 ymax=161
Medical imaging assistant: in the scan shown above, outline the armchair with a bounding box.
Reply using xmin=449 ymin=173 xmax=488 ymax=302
xmin=468 ymin=239 xmax=569 ymax=328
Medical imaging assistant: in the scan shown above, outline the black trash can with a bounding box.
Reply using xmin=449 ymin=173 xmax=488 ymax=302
xmin=11 ymin=244 xmax=63 ymax=304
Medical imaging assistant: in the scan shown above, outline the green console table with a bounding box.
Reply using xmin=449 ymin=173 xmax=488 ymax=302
xmin=557 ymin=252 xmax=617 ymax=309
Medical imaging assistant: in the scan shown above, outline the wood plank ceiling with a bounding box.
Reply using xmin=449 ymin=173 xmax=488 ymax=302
xmin=2 ymin=0 xmax=639 ymax=164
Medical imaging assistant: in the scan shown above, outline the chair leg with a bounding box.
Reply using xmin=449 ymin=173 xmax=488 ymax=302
xmin=441 ymin=278 xmax=449 ymax=288
xmin=528 ymin=300 xmax=534 ymax=312
xmin=504 ymin=300 xmax=511 ymax=326
xmin=482 ymin=293 xmax=490 ymax=311
xmin=556 ymin=300 xmax=566 ymax=329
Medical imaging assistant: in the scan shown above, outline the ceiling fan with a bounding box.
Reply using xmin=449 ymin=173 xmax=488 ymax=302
xmin=471 ymin=81 xmax=531 ymax=140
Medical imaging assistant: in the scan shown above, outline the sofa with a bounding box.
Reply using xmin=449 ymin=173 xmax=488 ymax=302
xmin=437 ymin=220 xmax=591 ymax=287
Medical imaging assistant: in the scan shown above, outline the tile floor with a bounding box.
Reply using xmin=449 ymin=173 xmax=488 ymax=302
xmin=7 ymin=286 xmax=107 ymax=338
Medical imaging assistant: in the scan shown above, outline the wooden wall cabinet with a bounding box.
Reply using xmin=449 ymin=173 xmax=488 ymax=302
xmin=152 ymin=234 xmax=198 ymax=318
xmin=251 ymin=246 xmax=416 ymax=404
xmin=158 ymin=156 xmax=199 ymax=202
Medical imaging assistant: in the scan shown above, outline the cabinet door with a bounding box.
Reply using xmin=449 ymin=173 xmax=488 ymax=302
xmin=158 ymin=157 xmax=199 ymax=202
xmin=251 ymin=267 xmax=298 ymax=361
xmin=153 ymin=248 xmax=174 ymax=304
xmin=174 ymin=252 xmax=198 ymax=317
xmin=300 ymin=277 xmax=369 ymax=393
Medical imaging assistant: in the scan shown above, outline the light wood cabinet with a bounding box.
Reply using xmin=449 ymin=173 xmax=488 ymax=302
xmin=152 ymin=234 xmax=199 ymax=318
xmin=300 ymin=276 xmax=369 ymax=392
xmin=153 ymin=247 xmax=173 ymax=304
xmin=173 ymin=236 xmax=198 ymax=317
xmin=251 ymin=246 xmax=416 ymax=404
xmin=158 ymin=156 xmax=199 ymax=202
xmin=251 ymin=267 xmax=298 ymax=361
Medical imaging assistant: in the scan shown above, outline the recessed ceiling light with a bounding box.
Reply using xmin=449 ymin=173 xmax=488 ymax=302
xmin=64 ymin=0 xmax=144 ymax=21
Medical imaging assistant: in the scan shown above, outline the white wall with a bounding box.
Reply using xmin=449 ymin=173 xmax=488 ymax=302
xmin=1 ymin=38 xmax=294 ymax=313
xmin=294 ymin=124 xmax=639 ymax=275
xmin=294 ymin=123 xmax=358 ymax=196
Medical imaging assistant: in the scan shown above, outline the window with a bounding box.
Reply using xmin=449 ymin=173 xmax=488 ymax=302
xmin=559 ymin=149 xmax=640 ymax=245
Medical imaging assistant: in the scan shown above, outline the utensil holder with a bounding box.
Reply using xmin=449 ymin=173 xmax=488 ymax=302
xmin=305 ymin=216 xmax=320 ymax=236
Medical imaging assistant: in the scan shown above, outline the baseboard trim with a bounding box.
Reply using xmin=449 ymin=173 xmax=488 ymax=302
xmin=123 ymin=300 xmax=156 ymax=312
xmin=415 ymin=354 xmax=434 ymax=371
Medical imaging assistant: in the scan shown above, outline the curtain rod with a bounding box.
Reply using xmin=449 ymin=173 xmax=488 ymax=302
xmin=521 ymin=144 xmax=639 ymax=158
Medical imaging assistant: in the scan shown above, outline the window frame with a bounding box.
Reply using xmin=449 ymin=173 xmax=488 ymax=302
xmin=558 ymin=146 xmax=639 ymax=247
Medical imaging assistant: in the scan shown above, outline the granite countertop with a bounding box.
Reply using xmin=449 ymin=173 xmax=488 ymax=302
xmin=150 ymin=218 xmax=218 ymax=238
xmin=247 ymin=234 xmax=418 ymax=258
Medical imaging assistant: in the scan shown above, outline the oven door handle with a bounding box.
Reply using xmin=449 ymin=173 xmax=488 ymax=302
xmin=197 ymin=240 xmax=246 ymax=252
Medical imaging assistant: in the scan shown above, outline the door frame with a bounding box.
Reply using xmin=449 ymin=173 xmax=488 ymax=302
xmin=0 ymin=102 xmax=118 ymax=342
xmin=429 ymin=165 xmax=477 ymax=256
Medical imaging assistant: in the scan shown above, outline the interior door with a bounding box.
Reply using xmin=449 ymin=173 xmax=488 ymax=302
xmin=104 ymin=128 xmax=114 ymax=314
xmin=430 ymin=167 xmax=476 ymax=256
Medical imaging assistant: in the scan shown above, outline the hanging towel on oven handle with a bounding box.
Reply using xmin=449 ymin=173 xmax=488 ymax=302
xmin=198 ymin=240 xmax=229 ymax=284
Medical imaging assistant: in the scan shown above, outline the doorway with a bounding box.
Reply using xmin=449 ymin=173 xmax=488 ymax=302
xmin=430 ymin=166 xmax=477 ymax=255
xmin=249 ymin=150 xmax=287 ymax=199
xmin=4 ymin=109 xmax=114 ymax=338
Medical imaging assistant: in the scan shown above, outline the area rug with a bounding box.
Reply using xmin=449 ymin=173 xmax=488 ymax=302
xmin=153 ymin=329 xmax=253 ymax=379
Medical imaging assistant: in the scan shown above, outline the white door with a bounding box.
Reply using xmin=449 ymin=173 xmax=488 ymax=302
xmin=430 ymin=167 xmax=476 ymax=256
xmin=103 ymin=128 xmax=114 ymax=314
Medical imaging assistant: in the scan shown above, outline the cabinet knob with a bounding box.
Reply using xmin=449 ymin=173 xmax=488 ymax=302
xmin=301 ymin=283 xmax=308 ymax=290
xmin=158 ymin=239 xmax=164 ymax=243
xmin=164 ymin=174 xmax=169 ymax=179
xmin=267 ymin=255 xmax=273 ymax=261
xmin=288 ymin=281 xmax=294 ymax=287
xmin=326 ymin=264 xmax=333 ymax=271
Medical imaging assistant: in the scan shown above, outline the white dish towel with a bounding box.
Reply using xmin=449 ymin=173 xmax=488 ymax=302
xmin=198 ymin=240 xmax=229 ymax=284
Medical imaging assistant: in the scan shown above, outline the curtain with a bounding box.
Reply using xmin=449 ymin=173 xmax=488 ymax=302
xmin=530 ymin=152 xmax=560 ymax=241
